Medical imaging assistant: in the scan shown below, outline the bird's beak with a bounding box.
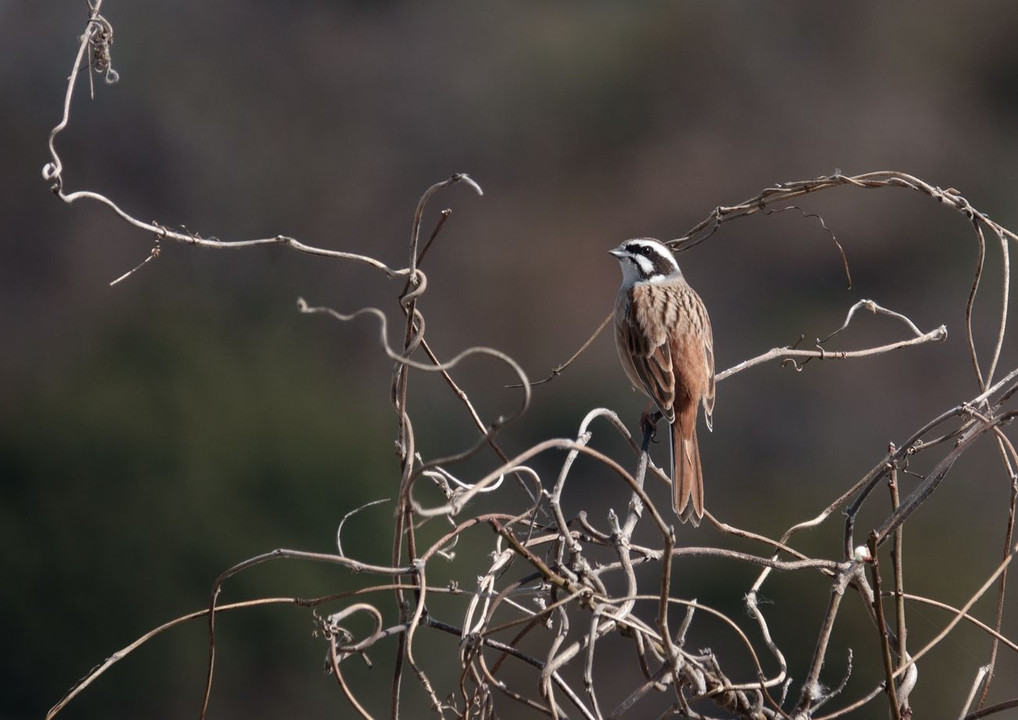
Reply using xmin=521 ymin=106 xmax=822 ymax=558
xmin=609 ymin=248 xmax=624 ymax=259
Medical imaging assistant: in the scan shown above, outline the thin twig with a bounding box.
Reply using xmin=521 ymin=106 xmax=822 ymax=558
xmin=41 ymin=23 xmax=1018 ymax=715
xmin=866 ymin=533 xmax=902 ymax=720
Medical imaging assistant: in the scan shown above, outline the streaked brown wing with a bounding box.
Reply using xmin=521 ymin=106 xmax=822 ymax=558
xmin=700 ymin=299 xmax=716 ymax=428
xmin=619 ymin=306 xmax=676 ymax=423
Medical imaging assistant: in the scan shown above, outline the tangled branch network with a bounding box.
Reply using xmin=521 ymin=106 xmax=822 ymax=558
xmin=45 ymin=4 xmax=1018 ymax=720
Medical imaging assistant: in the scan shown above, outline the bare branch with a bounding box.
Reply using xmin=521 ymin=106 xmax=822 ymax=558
xmin=42 ymin=13 xmax=1018 ymax=716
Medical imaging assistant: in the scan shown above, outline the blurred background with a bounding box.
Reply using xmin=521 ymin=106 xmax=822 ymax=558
xmin=4 ymin=1 xmax=1018 ymax=718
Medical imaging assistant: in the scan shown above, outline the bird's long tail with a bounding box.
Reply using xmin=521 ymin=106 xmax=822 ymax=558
xmin=670 ymin=410 xmax=704 ymax=525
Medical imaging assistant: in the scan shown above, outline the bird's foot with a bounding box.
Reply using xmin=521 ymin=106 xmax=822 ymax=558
xmin=640 ymin=407 xmax=663 ymax=448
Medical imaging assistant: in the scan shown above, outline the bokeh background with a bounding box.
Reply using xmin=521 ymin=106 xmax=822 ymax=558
xmin=5 ymin=2 xmax=1018 ymax=718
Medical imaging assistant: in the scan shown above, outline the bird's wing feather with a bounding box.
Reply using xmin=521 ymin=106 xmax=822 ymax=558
xmin=620 ymin=288 xmax=677 ymax=423
xmin=701 ymin=305 xmax=715 ymax=428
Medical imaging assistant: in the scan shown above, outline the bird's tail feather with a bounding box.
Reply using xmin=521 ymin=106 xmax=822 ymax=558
xmin=671 ymin=415 xmax=704 ymax=525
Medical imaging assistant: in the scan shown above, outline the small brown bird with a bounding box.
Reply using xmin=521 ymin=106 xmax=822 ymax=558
xmin=610 ymin=238 xmax=715 ymax=523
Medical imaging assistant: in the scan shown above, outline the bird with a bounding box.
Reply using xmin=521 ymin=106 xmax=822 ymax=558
xmin=610 ymin=238 xmax=715 ymax=523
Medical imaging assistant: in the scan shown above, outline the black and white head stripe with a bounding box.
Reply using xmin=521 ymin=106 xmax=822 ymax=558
xmin=611 ymin=238 xmax=681 ymax=283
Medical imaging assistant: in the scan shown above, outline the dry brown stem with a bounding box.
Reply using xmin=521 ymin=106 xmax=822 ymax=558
xmin=43 ymin=5 xmax=1018 ymax=719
